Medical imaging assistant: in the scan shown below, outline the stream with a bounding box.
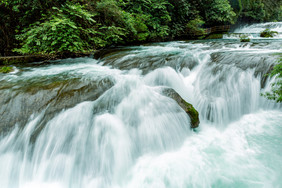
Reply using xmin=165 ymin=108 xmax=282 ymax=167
xmin=0 ymin=22 xmax=282 ymax=188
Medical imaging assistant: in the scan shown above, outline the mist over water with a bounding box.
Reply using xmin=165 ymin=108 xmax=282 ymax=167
xmin=0 ymin=23 xmax=282 ymax=188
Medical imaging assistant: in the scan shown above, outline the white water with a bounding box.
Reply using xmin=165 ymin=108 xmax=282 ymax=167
xmin=234 ymin=22 xmax=282 ymax=33
xmin=223 ymin=22 xmax=282 ymax=39
xmin=0 ymin=23 xmax=282 ymax=188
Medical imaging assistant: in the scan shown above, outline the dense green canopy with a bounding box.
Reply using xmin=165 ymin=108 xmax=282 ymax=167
xmin=0 ymin=0 xmax=281 ymax=55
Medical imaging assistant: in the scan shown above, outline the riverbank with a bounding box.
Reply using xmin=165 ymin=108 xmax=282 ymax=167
xmin=0 ymin=52 xmax=92 ymax=66
xmin=0 ymin=30 xmax=230 ymax=66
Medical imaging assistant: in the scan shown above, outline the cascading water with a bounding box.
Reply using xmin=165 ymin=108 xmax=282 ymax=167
xmin=0 ymin=23 xmax=282 ymax=188
xmin=234 ymin=22 xmax=282 ymax=33
xmin=223 ymin=22 xmax=282 ymax=39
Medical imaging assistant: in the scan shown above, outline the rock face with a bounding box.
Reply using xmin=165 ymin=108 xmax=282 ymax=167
xmin=0 ymin=53 xmax=91 ymax=65
xmin=0 ymin=78 xmax=114 ymax=136
xmin=162 ymin=88 xmax=200 ymax=129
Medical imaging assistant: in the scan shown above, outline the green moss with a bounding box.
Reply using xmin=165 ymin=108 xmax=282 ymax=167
xmin=271 ymin=53 xmax=282 ymax=56
xmin=0 ymin=66 xmax=13 ymax=73
xmin=240 ymin=35 xmax=250 ymax=42
xmin=181 ymin=99 xmax=200 ymax=128
xmin=240 ymin=38 xmax=250 ymax=42
xmin=162 ymin=88 xmax=200 ymax=129
xmin=260 ymin=29 xmax=278 ymax=38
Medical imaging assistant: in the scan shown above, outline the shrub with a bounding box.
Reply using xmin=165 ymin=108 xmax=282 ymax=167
xmin=0 ymin=66 xmax=12 ymax=73
xmin=186 ymin=17 xmax=206 ymax=36
xmin=201 ymin=0 xmax=236 ymax=25
xmin=14 ymin=3 xmax=100 ymax=54
xmin=121 ymin=0 xmax=172 ymax=41
xmin=263 ymin=57 xmax=282 ymax=102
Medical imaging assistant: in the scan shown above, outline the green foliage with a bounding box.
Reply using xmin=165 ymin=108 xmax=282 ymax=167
xmin=1 ymin=0 xmax=280 ymax=56
xmin=121 ymin=12 xmax=150 ymax=41
xmin=121 ymin=0 xmax=172 ymax=40
xmin=240 ymin=34 xmax=250 ymax=42
xmin=200 ymin=0 xmax=236 ymax=25
xmin=186 ymin=17 xmax=206 ymax=35
xmin=181 ymin=99 xmax=199 ymax=128
xmin=260 ymin=28 xmax=278 ymax=38
xmin=0 ymin=0 xmax=8 ymax=6
xmin=14 ymin=3 xmax=98 ymax=54
xmin=167 ymin=0 xmax=200 ymax=37
xmin=99 ymin=26 xmax=125 ymax=45
xmin=228 ymin=0 xmax=243 ymax=14
xmin=242 ymin=0 xmax=266 ymax=21
xmin=263 ymin=58 xmax=282 ymax=102
xmin=0 ymin=66 xmax=12 ymax=73
xmin=229 ymin=0 xmax=281 ymax=22
xmin=96 ymin=0 xmax=125 ymax=25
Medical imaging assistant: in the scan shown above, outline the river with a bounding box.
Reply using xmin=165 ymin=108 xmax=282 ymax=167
xmin=0 ymin=22 xmax=281 ymax=188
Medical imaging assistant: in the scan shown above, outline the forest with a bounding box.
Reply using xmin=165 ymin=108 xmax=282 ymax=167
xmin=1 ymin=0 xmax=281 ymax=56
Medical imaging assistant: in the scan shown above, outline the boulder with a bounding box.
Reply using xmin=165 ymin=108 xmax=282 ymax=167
xmin=0 ymin=77 xmax=114 ymax=137
xmin=162 ymin=88 xmax=200 ymax=128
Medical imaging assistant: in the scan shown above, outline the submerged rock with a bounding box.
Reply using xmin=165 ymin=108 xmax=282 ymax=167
xmin=162 ymin=88 xmax=200 ymax=128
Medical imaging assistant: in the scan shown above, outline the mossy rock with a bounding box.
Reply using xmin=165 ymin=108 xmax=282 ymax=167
xmin=240 ymin=35 xmax=250 ymax=42
xmin=162 ymin=88 xmax=200 ymax=128
xmin=240 ymin=38 xmax=250 ymax=42
xmin=180 ymin=99 xmax=200 ymax=127
xmin=260 ymin=29 xmax=278 ymax=38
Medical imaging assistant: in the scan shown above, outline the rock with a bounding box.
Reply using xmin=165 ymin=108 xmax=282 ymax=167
xmin=0 ymin=55 xmax=49 ymax=65
xmin=162 ymin=88 xmax=200 ymax=128
xmin=0 ymin=77 xmax=114 ymax=137
xmin=260 ymin=29 xmax=278 ymax=38
xmin=0 ymin=53 xmax=91 ymax=65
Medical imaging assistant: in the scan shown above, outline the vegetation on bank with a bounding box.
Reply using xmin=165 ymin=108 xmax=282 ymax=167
xmin=229 ymin=0 xmax=282 ymax=22
xmin=1 ymin=0 xmax=281 ymax=56
xmin=0 ymin=66 xmax=12 ymax=73
xmin=263 ymin=58 xmax=282 ymax=102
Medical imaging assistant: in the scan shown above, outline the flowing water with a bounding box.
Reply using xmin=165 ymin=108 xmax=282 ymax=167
xmin=0 ymin=23 xmax=282 ymax=188
xmin=224 ymin=22 xmax=282 ymax=39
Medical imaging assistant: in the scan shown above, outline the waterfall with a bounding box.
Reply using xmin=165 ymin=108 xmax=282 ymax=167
xmin=234 ymin=22 xmax=282 ymax=33
xmin=223 ymin=22 xmax=282 ymax=39
xmin=0 ymin=23 xmax=281 ymax=188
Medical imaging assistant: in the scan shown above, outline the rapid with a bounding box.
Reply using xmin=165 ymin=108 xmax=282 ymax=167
xmin=0 ymin=22 xmax=281 ymax=188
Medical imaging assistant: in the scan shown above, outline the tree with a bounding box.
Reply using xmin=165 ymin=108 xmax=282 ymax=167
xmin=200 ymin=0 xmax=236 ymax=25
xmin=14 ymin=3 xmax=100 ymax=54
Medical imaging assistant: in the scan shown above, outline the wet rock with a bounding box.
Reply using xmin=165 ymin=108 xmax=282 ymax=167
xmin=0 ymin=53 xmax=91 ymax=65
xmin=162 ymin=88 xmax=200 ymax=128
xmin=99 ymin=48 xmax=198 ymax=74
xmin=210 ymin=52 xmax=277 ymax=88
xmin=0 ymin=78 xmax=114 ymax=136
xmin=0 ymin=55 xmax=48 ymax=65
